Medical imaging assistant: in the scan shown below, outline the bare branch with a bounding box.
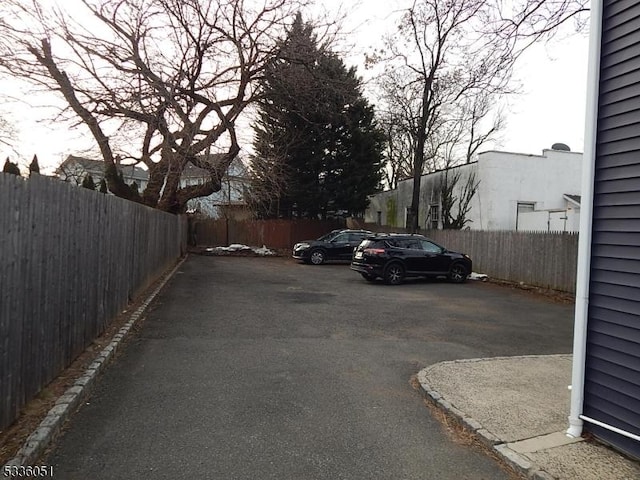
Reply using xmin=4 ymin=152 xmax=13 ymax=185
xmin=0 ymin=0 xmax=309 ymax=212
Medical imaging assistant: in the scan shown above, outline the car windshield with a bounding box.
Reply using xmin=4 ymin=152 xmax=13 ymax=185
xmin=317 ymin=231 xmax=341 ymax=242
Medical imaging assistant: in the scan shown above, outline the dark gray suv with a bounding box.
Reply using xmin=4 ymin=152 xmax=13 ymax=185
xmin=292 ymin=229 xmax=372 ymax=265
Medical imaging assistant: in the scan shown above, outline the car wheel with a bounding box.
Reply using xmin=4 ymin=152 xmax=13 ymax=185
xmin=309 ymin=249 xmax=326 ymax=265
xmin=383 ymin=262 xmax=405 ymax=285
xmin=360 ymin=273 xmax=376 ymax=282
xmin=448 ymin=263 xmax=468 ymax=283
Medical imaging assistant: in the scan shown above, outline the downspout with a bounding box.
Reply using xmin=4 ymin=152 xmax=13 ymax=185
xmin=567 ymin=0 xmax=603 ymax=439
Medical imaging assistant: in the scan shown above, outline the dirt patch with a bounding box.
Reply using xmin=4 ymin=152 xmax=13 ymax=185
xmin=480 ymin=278 xmax=575 ymax=305
xmin=0 ymin=260 xmax=180 ymax=467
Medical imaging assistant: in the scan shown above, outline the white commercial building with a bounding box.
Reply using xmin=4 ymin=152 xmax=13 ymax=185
xmin=365 ymin=147 xmax=583 ymax=232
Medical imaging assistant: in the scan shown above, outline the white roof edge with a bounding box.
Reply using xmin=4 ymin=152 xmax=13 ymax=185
xmin=478 ymin=149 xmax=584 ymax=157
xmin=563 ymin=194 xmax=582 ymax=206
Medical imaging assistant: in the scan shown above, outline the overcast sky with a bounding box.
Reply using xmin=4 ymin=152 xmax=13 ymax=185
xmin=0 ymin=0 xmax=590 ymax=174
xmin=496 ymin=32 xmax=588 ymax=155
xmin=343 ymin=0 xmax=590 ymax=156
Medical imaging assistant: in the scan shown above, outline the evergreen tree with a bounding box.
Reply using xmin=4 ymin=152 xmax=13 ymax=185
xmin=3 ymin=158 xmax=20 ymax=175
xmin=29 ymin=155 xmax=40 ymax=175
xmin=250 ymin=13 xmax=384 ymax=219
xmin=81 ymin=174 xmax=96 ymax=190
xmin=99 ymin=178 xmax=108 ymax=193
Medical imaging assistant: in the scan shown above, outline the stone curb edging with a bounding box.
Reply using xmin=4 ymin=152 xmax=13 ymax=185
xmin=417 ymin=356 xmax=568 ymax=480
xmin=2 ymin=256 xmax=188 ymax=469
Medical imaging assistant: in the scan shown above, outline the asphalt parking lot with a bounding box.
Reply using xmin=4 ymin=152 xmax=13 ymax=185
xmin=44 ymin=255 xmax=575 ymax=479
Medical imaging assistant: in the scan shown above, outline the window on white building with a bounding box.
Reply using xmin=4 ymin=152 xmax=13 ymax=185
xmin=516 ymin=202 xmax=535 ymax=230
xmin=429 ymin=205 xmax=440 ymax=230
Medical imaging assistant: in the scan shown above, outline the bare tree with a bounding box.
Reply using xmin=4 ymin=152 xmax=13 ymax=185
xmin=378 ymin=0 xmax=588 ymax=232
xmin=378 ymin=69 xmax=419 ymax=189
xmin=57 ymin=161 xmax=88 ymax=186
xmin=0 ymin=0 xmax=310 ymax=212
xmin=439 ymin=169 xmax=479 ymax=229
xmin=247 ymin=152 xmax=291 ymax=218
xmin=430 ymin=92 xmax=504 ymax=170
xmin=0 ymin=112 xmax=17 ymax=151
xmin=379 ymin=64 xmax=502 ymax=191
xmin=0 ymin=117 xmax=12 ymax=147
xmin=423 ymin=96 xmax=493 ymax=230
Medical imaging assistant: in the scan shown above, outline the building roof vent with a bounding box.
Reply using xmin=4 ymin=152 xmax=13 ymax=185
xmin=551 ymin=143 xmax=571 ymax=151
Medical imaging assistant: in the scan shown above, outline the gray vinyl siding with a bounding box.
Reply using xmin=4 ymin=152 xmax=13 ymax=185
xmin=585 ymin=0 xmax=640 ymax=459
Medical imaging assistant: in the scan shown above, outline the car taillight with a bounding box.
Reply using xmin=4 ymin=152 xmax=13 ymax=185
xmin=364 ymin=248 xmax=385 ymax=255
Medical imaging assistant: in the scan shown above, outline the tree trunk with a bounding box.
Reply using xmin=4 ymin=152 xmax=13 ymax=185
xmin=409 ymin=83 xmax=430 ymax=233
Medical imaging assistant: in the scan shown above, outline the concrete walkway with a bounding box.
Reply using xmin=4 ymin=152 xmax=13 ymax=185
xmin=418 ymin=355 xmax=640 ymax=479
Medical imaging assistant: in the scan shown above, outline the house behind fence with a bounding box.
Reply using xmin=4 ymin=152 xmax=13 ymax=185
xmin=57 ymin=154 xmax=251 ymax=219
xmin=0 ymin=173 xmax=187 ymax=431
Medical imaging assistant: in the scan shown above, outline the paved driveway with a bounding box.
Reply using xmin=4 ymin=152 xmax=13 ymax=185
xmin=44 ymin=256 xmax=575 ymax=479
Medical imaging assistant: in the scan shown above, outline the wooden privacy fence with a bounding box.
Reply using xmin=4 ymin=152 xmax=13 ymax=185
xmin=193 ymin=218 xmax=346 ymax=249
xmin=354 ymin=219 xmax=579 ymax=292
xmin=423 ymin=229 xmax=579 ymax=293
xmin=195 ymin=218 xmax=578 ymax=292
xmin=0 ymin=173 xmax=187 ymax=430
xmin=352 ymin=220 xmax=578 ymax=292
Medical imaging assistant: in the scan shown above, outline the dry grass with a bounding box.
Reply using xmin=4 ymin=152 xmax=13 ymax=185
xmin=409 ymin=375 xmax=527 ymax=480
xmin=484 ymin=278 xmax=575 ymax=305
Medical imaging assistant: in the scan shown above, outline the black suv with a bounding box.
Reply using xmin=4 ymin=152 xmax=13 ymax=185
xmin=293 ymin=229 xmax=372 ymax=265
xmin=350 ymin=233 xmax=472 ymax=285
